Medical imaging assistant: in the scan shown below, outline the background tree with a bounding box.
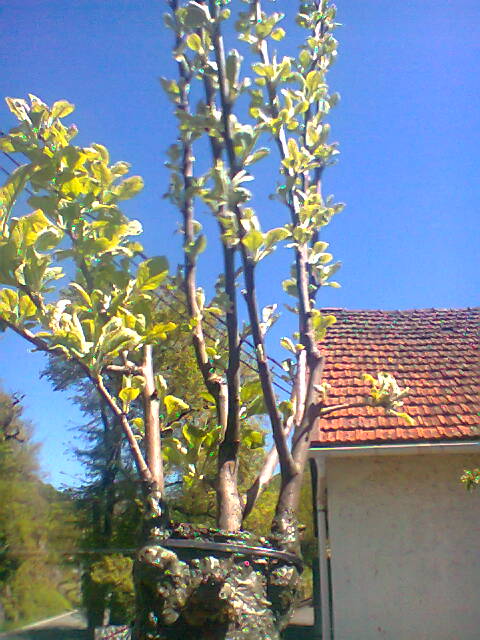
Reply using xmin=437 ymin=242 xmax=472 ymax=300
xmin=0 ymin=1 xmax=413 ymax=637
xmin=0 ymin=386 xmax=79 ymax=630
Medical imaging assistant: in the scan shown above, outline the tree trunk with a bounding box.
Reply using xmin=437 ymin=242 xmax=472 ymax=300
xmin=131 ymin=529 xmax=302 ymax=640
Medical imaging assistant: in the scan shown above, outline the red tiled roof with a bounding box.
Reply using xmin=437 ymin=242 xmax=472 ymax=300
xmin=311 ymin=308 xmax=480 ymax=446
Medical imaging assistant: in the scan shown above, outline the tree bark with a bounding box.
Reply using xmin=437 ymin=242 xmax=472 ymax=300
xmin=132 ymin=534 xmax=302 ymax=640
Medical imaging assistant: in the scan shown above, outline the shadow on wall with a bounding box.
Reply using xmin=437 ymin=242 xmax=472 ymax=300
xmin=281 ymin=626 xmax=320 ymax=640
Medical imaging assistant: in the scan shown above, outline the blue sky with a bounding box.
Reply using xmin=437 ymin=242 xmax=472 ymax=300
xmin=0 ymin=0 xmax=478 ymax=487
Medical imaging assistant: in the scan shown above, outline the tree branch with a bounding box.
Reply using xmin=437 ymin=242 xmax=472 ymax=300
xmin=2 ymin=316 xmax=152 ymax=485
xmin=170 ymin=0 xmax=224 ymax=403
xmin=319 ymin=401 xmax=366 ymax=417
xmin=209 ymin=0 xmax=296 ymax=482
xmin=1 ymin=318 xmax=81 ymax=362
xmin=273 ymin=355 xmax=325 ymax=535
xmin=201 ymin=65 xmax=243 ymax=530
xmin=242 ymin=351 xmax=307 ymax=520
xmin=104 ymin=363 xmax=143 ymax=376
xmin=94 ymin=374 xmax=152 ymax=486
xmin=141 ymin=344 xmax=164 ymax=492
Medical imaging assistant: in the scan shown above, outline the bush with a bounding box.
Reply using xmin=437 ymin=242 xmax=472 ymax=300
xmin=1 ymin=562 xmax=71 ymax=629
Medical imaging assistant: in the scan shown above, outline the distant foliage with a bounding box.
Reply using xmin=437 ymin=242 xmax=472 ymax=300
xmin=0 ymin=386 xmax=79 ymax=629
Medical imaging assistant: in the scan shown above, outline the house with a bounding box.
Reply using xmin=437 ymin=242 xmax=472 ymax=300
xmin=305 ymin=308 xmax=480 ymax=640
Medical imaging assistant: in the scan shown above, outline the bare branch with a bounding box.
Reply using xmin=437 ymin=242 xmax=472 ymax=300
xmin=170 ymin=4 xmax=224 ymax=404
xmin=105 ymin=363 xmax=143 ymax=376
xmin=243 ymin=351 xmax=307 ymax=520
xmin=94 ymin=373 xmax=152 ymax=486
xmin=209 ymin=0 xmax=295 ymax=482
xmin=141 ymin=344 xmax=164 ymax=492
xmin=319 ymin=401 xmax=366 ymax=417
xmin=201 ymin=63 xmax=243 ymax=530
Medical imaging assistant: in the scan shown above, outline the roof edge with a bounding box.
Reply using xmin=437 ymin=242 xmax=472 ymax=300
xmin=318 ymin=306 xmax=479 ymax=312
xmin=309 ymin=440 xmax=480 ymax=458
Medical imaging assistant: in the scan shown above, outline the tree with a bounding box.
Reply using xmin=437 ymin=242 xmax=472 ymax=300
xmin=42 ymin=291 xmax=267 ymax=629
xmin=0 ymin=1 xmax=413 ymax=637
xmin=0 ymin=386 xmax=79 ymax=629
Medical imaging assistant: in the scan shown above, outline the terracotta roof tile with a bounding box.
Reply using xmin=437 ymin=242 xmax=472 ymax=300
xmin=311 ymin=307 xmax=480 ymax=447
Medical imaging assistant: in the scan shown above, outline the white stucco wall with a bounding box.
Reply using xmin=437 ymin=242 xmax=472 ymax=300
xmin=326 ymin=453 xmax=480 ymax=640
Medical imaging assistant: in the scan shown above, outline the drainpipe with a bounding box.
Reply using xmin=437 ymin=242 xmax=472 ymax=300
xmin=312 ymin=454 xmax=332 ymax=640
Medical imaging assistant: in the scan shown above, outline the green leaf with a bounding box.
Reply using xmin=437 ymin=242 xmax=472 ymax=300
xmin=271 ymin=28 xmax=285 ymax=41
xmin=5 ymin=97 xmax=30 ymax=122
xmin=97 ymin=318 xmax=141 ymax=360
xmin=279 ymin=400 xmax=294 ymax=421
xmin=243 ymin=429 xmax=265 ymax=449
xmin=226 ymin=49 xmax=242 ymax=91
xmin=144 ymin=321 xmax=177 ymax=341
xmin=0 ymin=136 xmax=15 ymax=153
xmin=69 ymin=282 xmax=92 ymax=307
xmin=244 ymin=148 xmax=270 ymax=166
xmin=51 ymin=100 xmax=75 ymax=119
xmin=164 ymin=395 xmax=189 ymax=416
xmin=119 ymin=386 xmax=141 ymax=410
xmin=113 ymin=176 xmax=144 ymax=201
xmin=186 ymin=234 xmax=207 ymax=259
xmin=35 ymin=228 xmax=63 ymax=252
xmin=154 ymin=374 xmax=167 ymax=394
xmin=242 ymin=230 xmax=263 ymax=253
xmin=312 ymin=311 xmax=337 ymax=340
xmin=312 ymin=241 xmax=329 ymax=254
xmin=0 ymin=164 xmax=33 ymax=226
xmin=182 ymin=2 xmax=210 ymax=28
xmin=91 ymin=143 xmax=109 ymax=164
xmin=19 ymin=295 xmax=36 ymax=318
xmin=280 ymin=337 xmax=296 ymax=354
xmin=394 ymin=411 xmax=416 ymax=426
xmin=251 ymin=63 xmax=273 ymax=78
xmin=136 ymin=256 xmax=169 ymax=291
xmin=132 ymin=417 xmax=144 ymax=431
xmin=0 ymin=288 xmax=19 ymax=317
xmin=265 ymin=227 xmax=289 ymax=247
xmin=11 ymin=209 xmax=52 ymax=249
xmin=186 ymin=33 xmax=202 ymax=52
xmin=305 ymin=70 xmax=323 ymax=94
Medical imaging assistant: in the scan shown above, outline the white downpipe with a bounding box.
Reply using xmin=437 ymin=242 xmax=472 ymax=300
xmin=313 ymin=455 xmax=332 ymax=640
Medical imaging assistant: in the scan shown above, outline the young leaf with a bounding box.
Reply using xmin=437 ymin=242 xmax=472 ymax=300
xmin=114 ymin=176 xmax=144 ymax=201
xmin=0 ymin=164 xmax=33 ymax=225
xmin=241 ymin=230 xmax=263 ymax=253
xmin=186 ymin=33 xmax=203 ymax=52
xmin=164 ymin=395 xmax=189 ymax=416
xmin=280 ymin=337 xmax=296 ymax=354
xmin=51 ymin=100 xmax=75 ymax=119
xmin=136 ymin=256 xmax=169 ymax=291
xmin=119 ymin=386 xmax=141 ymax=410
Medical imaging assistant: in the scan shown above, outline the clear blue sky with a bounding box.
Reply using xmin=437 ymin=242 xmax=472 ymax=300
xmin=0 ymin=1 xmax=478 ymax=487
